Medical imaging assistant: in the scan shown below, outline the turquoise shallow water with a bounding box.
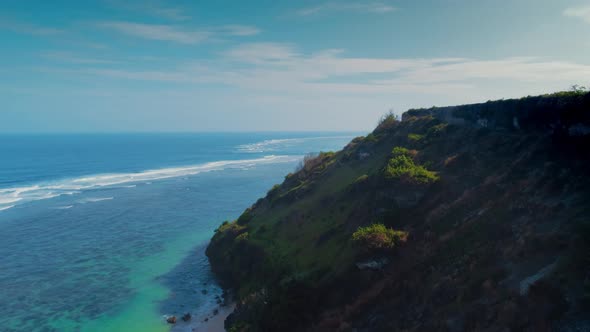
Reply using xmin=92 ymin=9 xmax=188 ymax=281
xmin=0 ymin=133 xmax=357 ymax=332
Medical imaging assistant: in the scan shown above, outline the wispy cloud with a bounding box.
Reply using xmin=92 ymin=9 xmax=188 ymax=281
xmin=98 ymin=21 xmax=210 ymax=44
xmin=76 ymin=41 xmax=110 ymax=50
xmin=224 ymin=43 xmax=299 ymax=64
xmin=145 ymin=6 xmax=189 ymax=21
xmin=564 ymin=5 xmax=590 ymax=23
xmin=218 ymin=25 xmax=261 ymax=36
xmin=104 ymin=0 xmax=190 ymax=21
xmin=96 ymin=21 xmax=260 ymax=44
xmin=51 ymin=42 xmax=590 ymax=99
xmin=296 ymin=2 xmax=396 ymax=16
xmin=41 ymin=51 xmax=119 ymax=64
xmin=0 ymin=20 xmax=64 ymax=36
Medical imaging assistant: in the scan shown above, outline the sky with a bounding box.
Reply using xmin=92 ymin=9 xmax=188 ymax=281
xmin=1 ymin=0 xmax=590 ymax=133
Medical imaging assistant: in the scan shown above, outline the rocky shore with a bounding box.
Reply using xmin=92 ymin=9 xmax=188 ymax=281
xmin=169 ymin=302 xmax=235 ymax=332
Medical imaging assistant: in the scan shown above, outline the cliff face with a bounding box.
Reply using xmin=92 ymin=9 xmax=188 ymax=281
xmin=403 ymin=92 xmax=590 ymax=134
xmin=206 ymin=92 xmax=590 ymax=332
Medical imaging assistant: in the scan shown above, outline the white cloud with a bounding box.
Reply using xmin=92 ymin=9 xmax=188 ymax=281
xmin=104 ymin=0 xmax=190 ymax=21
xmin=98 ymin=21 xmax=210 ymax=44
xmin=146 ymin=6 xmax=189 ymax=21
xmin=564 ymin=5 xmax=590 ymax=23
xmin=224 ymin=43 xmax=299 ymax=64
xmin=52 ymin=42 xmax=590 ymax=101
xmin=219 ymin=25 xmax=261 ymax=36
xmin=296 ymin=2 xmax=396 ymax=16
xmin=41 ymin=51 xmax=119 ymax=64
xmin=28 ymin=44 xmax=590 ymax=131
xmin=97 ymin=22 xmax=260 ymax=44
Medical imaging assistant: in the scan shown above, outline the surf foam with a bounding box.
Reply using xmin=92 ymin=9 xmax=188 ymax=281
xmin=237 ymin=136 xmax=354 ymax=153
xmin=0 ymin=155 xmax=298 ymax=212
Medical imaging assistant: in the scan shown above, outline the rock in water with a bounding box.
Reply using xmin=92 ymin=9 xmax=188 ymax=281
xmin=182 ymin=313 xmax=192 ymax=322
xmin=166 ymin=316 xmax=177 ymax=324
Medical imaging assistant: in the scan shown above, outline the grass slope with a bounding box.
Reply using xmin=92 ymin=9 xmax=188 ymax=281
xmin=207 ymin=91 xmax=590 ymax=331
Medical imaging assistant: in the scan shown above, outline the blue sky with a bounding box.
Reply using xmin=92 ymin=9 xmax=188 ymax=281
xmin=1 ymin=0 xmax=590 ymax=132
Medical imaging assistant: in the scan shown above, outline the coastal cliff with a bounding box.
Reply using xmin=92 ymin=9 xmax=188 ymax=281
xmin=207 ymin=91 xmax=590 ymax=331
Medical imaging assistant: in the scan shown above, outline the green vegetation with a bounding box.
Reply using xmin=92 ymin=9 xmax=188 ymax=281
xmin=354 ymin=174 xmax=369 ymax=184
xmin=214 ymin=220 xmax=246 ymax=234
xmin=296 ymin=151 xmax=336 ymax=173
xmin=570 ymin=84 xmax=588 ymax=94
xmin=351 ymin=223 xmax=408 ymax=251
xmin=235 ymin=232 xmax=249 ymax=242
xmin=267 ymin=184 xmax=281 ymax=196
xmin=407 ymin=133 xmax=424 ymax=142
xmin=425 ymin=123 xmax=448 ymax=138
xmin=375 ymin=109 xmax=399 ymax=132
xmin=207 ymin=91 xmax=590 ymax=331
xmin=364 ymin=133 xmax=378 ymax=143
xmin=384 ymin=147 xmax=438 ymax=184
xmin=236 ymin=208 xmax=253 ymax=225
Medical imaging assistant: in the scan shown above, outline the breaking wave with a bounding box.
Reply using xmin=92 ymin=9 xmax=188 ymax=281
xmin=237 ymin=136 xmax=354 ymax=153
xmin=0 ymin=155 xmax=298 ymax=212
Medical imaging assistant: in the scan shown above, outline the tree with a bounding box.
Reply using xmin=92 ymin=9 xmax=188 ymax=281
xmin=571 ymin=84 xmax=588 ymax=93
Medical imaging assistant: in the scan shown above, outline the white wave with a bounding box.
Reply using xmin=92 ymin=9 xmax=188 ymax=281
xmin=54 ymin=205 xmax=74 ymax=210
xmin=0 ymin=155 xmax=298 ymax=210
xmin=237 ymin=136 xmax=354 ymax=153
xmin=78 ymin=197 xmax=114 ymax=204
xmin=0 ymin=197 xmax=22 ymax=204
xmin=0 ymin=205 xmax=14 ymax=212
xmin=238 ymin=138 xmax=302 ymax=153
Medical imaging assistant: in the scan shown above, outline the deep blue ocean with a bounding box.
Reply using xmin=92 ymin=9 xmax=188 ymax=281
xmin=0 ymin=132 xmax=358 ymax=332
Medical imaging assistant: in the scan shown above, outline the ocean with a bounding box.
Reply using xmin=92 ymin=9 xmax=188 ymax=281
xmin=0 ymin=132 xmax=358 ymax=332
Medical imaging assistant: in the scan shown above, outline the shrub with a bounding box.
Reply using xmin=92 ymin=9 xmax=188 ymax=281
xmin=215 ymin=220 xmax=246 ymax=235
xmin=375 ymin=109 xmax=399 ymax=132
xmin=352 ymin=223 xmax=408 ymax=250
xmin=354 ymin=174 xmax=369 ymax=184
xmin=408 ymin=133 xmax=424 ymax=142
xmin=384 ymin=147 xmax=439 ymax=184
xmin=296 ymin=153 xmax=323 ymax=172
xmin=364 ymin=133 xmax=378 ymax=143
xmin=235 ymin=232 xmax=249 ymax=242
xmin=350 ymin=174 xmax=369 ymax=191
xmin=426 ymin=123 xmax=448 ymax=139
xmin=571 ymin=84 xmax=588 ymax=94
xmin=237 ymin=208 xmax=254 ymax=225
xmin=351 ymin=136 xmax=365 ymax=143
xmin=268 ymin=184 xmax=281 ymax=196
xmin=296 ymin=151 xmax=335 ymax=173
xmin=392 ymin=146 xmax=414 ymax=157
xmin=215 ymin=220 xmax=230 ymax=232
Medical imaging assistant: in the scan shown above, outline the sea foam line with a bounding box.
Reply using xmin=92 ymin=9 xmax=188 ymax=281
xmin=0 ymin=155 xmax=298 ymax=212
xmin=54 ymin=205 xmax=73 ymax=210
xmin=237 ymin=136 xmax=354 ymax=153
xmin=78 ymin=197 xmax=114 ymax=204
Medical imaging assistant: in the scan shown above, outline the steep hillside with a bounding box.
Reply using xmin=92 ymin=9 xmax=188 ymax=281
xmin=206 ymin=91 xmax=590 ymax=331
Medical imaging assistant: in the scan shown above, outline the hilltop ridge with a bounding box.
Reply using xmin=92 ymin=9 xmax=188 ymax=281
xmin=207 ymin=91 xmax=590 ymax=331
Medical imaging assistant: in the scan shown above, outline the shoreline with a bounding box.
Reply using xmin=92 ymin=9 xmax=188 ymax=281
xmin=158 ymin=242 xmax=234 ymax=332
xmin=170 ymin=303 xmax=234 ymax=332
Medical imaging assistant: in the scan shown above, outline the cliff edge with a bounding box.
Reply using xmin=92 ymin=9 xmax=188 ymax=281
xmin=207 ymin=91 xmax=590 ymax=331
